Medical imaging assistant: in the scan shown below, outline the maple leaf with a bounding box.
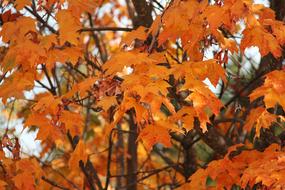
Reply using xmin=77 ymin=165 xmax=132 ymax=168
xmin=60 ymin=111 xmax=84 ymax=136
xmin=121 ymin=26 xmax=147 ymax=46
xmin=12 ymin=158 xmax=43 ymax=190
xmin=171 ymin=106 xmax=197 ymax=131
xmin=186 ymin=86 xmax=223 ymax=132
xmin=241 ymin=26 xmax=282 ymax=58
xmin=239 ymin=144 xmax=285 ymax=189
xmin=0 ymin=180 xmax=7 ymax=189
xmin=2 ymin=39 xmax=47 ymax=70
xmin=117 ymin=96 xmax=150 ymax=124
xmin=39 ymin=34 xmax=58 ymax=50
xmin=213 ymin=30 xmax=238 ymax=53
xmin=68 ymin=0 xmax=98 ymax=18
xmin=97 ymin=96 xmax=117 ymax=111
xmin=171 ymin=59 xmax=226 ymax=87
xmin=158 ymin=0 xmax=207 ymax=45
xmin=56 ymin=10 xmax=81 ymax=45
xmin=0 ymin=16 xmax=36 ymax=44
xmin=244 ymin=107 xmax=278 ymax=137
xmin=32 ymin=93 xmax=61 ymax=114
xmin=250 ymin=70 xmax=285 ymax=110
xmin=103 ymin=51 xmax=158 ymax=76
xmin=46 ymin=46 xmax=82 ymax=69
xmin=68 ymin=140 xmax=88 ymax=170
xmin=12 ymin=172 xmax=35 ymax=190
xmin=0 ymin=71 xmax=34 ymax=104
xmin=64 ymin=77 xmax=97 ymax=98
xmin=15 ymin=0 xmax=31 ymax=11
xmin=2 ymin=0 xmax=285 ymax=189
xmin=138 ymin=123 xmax=172 ymax=151
xmin=25 ymin=113 xmax=63 ymax=141
xmin=203 ymin=5 xmax=228 ymax=31
xmin=263 ymin=19 xmax=285 ymax=45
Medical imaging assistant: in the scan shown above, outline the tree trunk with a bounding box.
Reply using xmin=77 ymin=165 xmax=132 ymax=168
xmin=126 ymin=111 xmax=138 ymax=190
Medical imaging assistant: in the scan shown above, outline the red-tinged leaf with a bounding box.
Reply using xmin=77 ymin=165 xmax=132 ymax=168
xmin=0 ymin=10 xmax=22 ymax=23
xmin=12 ymin=138 xmax=21 ymax=160
xmin=12 ymin=172 xmax=35 ymax=190
xmin=0 ymin=180 xmax=7 ymax=188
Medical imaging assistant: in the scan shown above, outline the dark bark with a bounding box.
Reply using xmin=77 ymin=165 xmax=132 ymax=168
xmin=271 ymin=0 xmax=285 ymax=21
xmin=126 ymin=111 xmax=138 ymax=190
xmin=131 ymin=0 xmax=153 ymax=28
xmin=115 ymin=125 xmax=125 ymax=190
xmin=124 ymin=2 xmax=154 ymax=188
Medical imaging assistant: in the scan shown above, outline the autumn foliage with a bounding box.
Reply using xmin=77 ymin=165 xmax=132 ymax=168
xmin=0 ymin=0 xmax=285 ymax=189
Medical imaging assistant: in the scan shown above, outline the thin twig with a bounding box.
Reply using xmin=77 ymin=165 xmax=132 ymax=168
xmin=79 ymin=27 xmax=133 ymax=33
xmin=79 ymin=160 xmax=96 ymax=190
xmin=24 ymin=6 xmax=58 ymax=34
xmin=41 ymin=176 xmax=70 ymax=190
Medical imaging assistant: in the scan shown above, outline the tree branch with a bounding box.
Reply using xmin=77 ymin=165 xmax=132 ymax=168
xmin=79 ymin=27 xmax=133 ymax=33
xmin=41 ymin=176 xmax=70 ymax=190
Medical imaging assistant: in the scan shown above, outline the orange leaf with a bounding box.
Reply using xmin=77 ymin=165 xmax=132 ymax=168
xmin=121 ymin=26 xmax=147 ymax=46
xmin=15 ymin=0 xmax=31 ymax=11
xmin=244 ymin=107 xmax=277 ymax=137
xmin=250 ymin=70 xmax=285 ymax=109
xmin=69 ymin=140 xmax=88 ymax=170
xmin=241 ymin=26 xmax=282 ymax=58
xmin=56 ymin=10 xmax=81 ymax=45
xmin=138 ymin=124 xmax=172 ymax=151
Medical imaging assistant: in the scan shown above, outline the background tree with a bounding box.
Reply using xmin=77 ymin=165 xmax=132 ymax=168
xmin=0 ymin=0 xmax=285 ymax=190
